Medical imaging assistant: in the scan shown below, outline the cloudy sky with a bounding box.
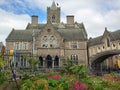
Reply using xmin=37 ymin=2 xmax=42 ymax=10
xmin=0 ymin=0 xmax=120 ymax=44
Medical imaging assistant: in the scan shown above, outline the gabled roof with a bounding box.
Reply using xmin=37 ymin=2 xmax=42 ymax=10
xmin=88 ymin=29 xmax=120 ymax=46
xmin=6 ymin=23 xmax=88 ymax=41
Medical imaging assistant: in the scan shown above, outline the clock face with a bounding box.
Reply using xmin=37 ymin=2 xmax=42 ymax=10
xmin=42 ymin=35 xmax=57 ymax=48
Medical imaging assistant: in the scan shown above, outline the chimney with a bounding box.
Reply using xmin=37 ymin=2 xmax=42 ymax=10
xmin=67 ymin=15 xmax=74 ymax=25
xmin=31 ymin=15 xmax=38 ymax=25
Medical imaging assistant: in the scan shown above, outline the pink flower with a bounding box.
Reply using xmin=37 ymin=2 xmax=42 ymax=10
xmin=70 ymin=81 xmax=88 ymax=90
xmin=48 ymin=75 xmax=60 ymax=80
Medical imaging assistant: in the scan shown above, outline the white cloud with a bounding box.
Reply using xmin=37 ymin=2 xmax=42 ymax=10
xmin=30 ymin=0 xmax=120 ymax=37
xmin=0 ymin=0 xmax=120 ymax=44
xmin=0 ymin=8 xmax=31 ymax=44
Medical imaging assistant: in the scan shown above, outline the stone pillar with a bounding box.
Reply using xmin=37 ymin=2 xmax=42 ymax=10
xmin=52 ymin=58 xmax=54 ymax=68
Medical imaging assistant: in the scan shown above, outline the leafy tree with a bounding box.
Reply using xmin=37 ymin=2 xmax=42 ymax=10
xmin=23 ymin=54 xmax=39 ymax=74
xmin=63 ymin=58 xmax=75 ymax=74
xmin=63 ymin=58 xmax=88 ymax=80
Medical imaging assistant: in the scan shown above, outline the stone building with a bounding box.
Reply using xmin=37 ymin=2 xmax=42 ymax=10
xmin=88 ymin=28 xmax=120 ymax=70
xmin=6 ymin=1 xmax=88 ymax=69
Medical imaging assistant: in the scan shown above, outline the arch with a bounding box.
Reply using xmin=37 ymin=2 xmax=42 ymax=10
xmin=46 ymin=55 xmax=52 ymax=68
xmin=54 ymin=55 xmax=59 ymax=67
xmin=90 ymin=50 xmax=120 ymax=70
xmin=39 ymin=56 xmax=43 ymax=67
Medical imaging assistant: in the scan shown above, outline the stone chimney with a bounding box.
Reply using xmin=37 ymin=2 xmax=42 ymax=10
xmin=67 ymin=15 xmax=74 ymax=25
xmin=31 ymin=15 xmax=38 ymax=25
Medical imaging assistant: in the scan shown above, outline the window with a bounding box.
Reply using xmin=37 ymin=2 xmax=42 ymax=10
xmin=52 ymin=15 xmax=56 ymax=23
xmin=23 ymin=42 xmax=27 ymax=50
xmin=54 ymin=56 xmax=59 ymax=67
xmin=49 ymin=36 xmax=57 ymax=48
xmin=15 ymin=42 xmax=19 ymax=50
xmin=113 ymin=44 xmax=115 ymax=47
xmin=98 ymin=47 xmax=100 ymax=50
xmin=41 ymin=35 xmax=57 ymax=48
xmin=42 ymin=36 xmax=48 ymax=48
xmin=71 ymin=42 xmax=77 ymax=49
xmin=39 ymin=56 xmax=43 ymax=67
xmin=106 ymin=38 xmax=110 ymax=47
xmin=71 ymin=55 xmax=78 ymax=64
xmin=21 ymin=56 xmax=23 ymax=67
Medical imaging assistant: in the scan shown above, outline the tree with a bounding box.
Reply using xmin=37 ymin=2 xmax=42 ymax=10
xmin=24 ymin=55 xmax=39 ymax=74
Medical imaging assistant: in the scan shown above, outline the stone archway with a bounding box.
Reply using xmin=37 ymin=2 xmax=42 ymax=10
xmin=46 ymin=55 xmax=52 ymax=68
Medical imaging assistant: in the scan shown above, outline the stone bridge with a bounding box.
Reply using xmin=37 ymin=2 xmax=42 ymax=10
xmin=89 ymin=50 xmax=120 ymax=69
xmin=88 ymin=28 xmax=120 ymax=73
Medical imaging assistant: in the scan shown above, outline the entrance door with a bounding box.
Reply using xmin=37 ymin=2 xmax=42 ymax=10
xmin=46 ymin=55 xmax=52 ymax=68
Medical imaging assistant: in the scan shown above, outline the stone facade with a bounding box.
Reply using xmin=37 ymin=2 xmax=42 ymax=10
xmin=88 ymin=28 xmax=120 ymax=70
xmin=6 ymin=1 xmax=88 ymax=69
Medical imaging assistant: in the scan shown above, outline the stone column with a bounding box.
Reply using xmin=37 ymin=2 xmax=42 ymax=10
xmin=52 ymin=58 xmax=54 ymax=68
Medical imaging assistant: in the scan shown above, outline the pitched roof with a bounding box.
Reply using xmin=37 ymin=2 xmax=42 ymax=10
xmin=6 ymin=23 xmax=88 ymax=41
xmin=6 ymin=29 xmax=40 ymax=41
xmin=58 ymin=28 xmax=87 ymax=41
xmin=88 ymin=29 xmax=120 ymax=46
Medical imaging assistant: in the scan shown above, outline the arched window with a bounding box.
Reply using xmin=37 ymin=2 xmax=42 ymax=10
xmin=52 ymin=15 xmax=56 ymax=23
xmin=42 ymin=36 xmax=48 ymax=48
xmin=46 ymin=55 xmax=52 ymax=68
xmin=54 ymin=56 xmax=59 ymax=67
xmin=39 ymin=56 xmax=43 ymax=67
xmin=41 ymin=35 xmax=57 ymax=48
xmin=107 ymin=38 xmax=110 ymax=47
xmin=71 ymin=55 xmax=78 ymax=64
xmin=49 ymin=36 xmax=57 ymax=48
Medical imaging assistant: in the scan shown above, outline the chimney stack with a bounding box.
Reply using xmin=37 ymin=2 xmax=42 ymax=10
xmin=67 ymin=15 xmax=74 ymax=25
xmin=31 ymin=15 xmax=38 ymax=25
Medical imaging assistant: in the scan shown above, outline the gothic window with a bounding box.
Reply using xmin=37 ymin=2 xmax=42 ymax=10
xmin=71 ymin=42 xmax=77 ymax=49
xmin=52 ymin=15 xmax=56 ymax=23
xmin=42 ymin=36 xmax=48 ymax=48
xmin=50 ymin=36 xmax=57 ymax=48
xmin=41 ymin=35 xmax=57 ymax=48
xmin=71 ymin=55 xmax=78 ymax=64
xmin=106 ymin=38 xmax=110 ymax=47
xmin=54 ymin=56 xmax=59 ymax=67
xmin=39 ymin=56 xmax=43 ymax=67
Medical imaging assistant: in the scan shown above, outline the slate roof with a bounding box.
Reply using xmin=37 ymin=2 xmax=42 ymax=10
xmin=6 ymin=23 xmax=88 ymax=41
xmin=6 ymin=29 xmax=40 ymax=41
xmin=88 ymin=29 xmax=120 ymax=46
xmin=58 ymin=28 xmax=87 ymax=40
